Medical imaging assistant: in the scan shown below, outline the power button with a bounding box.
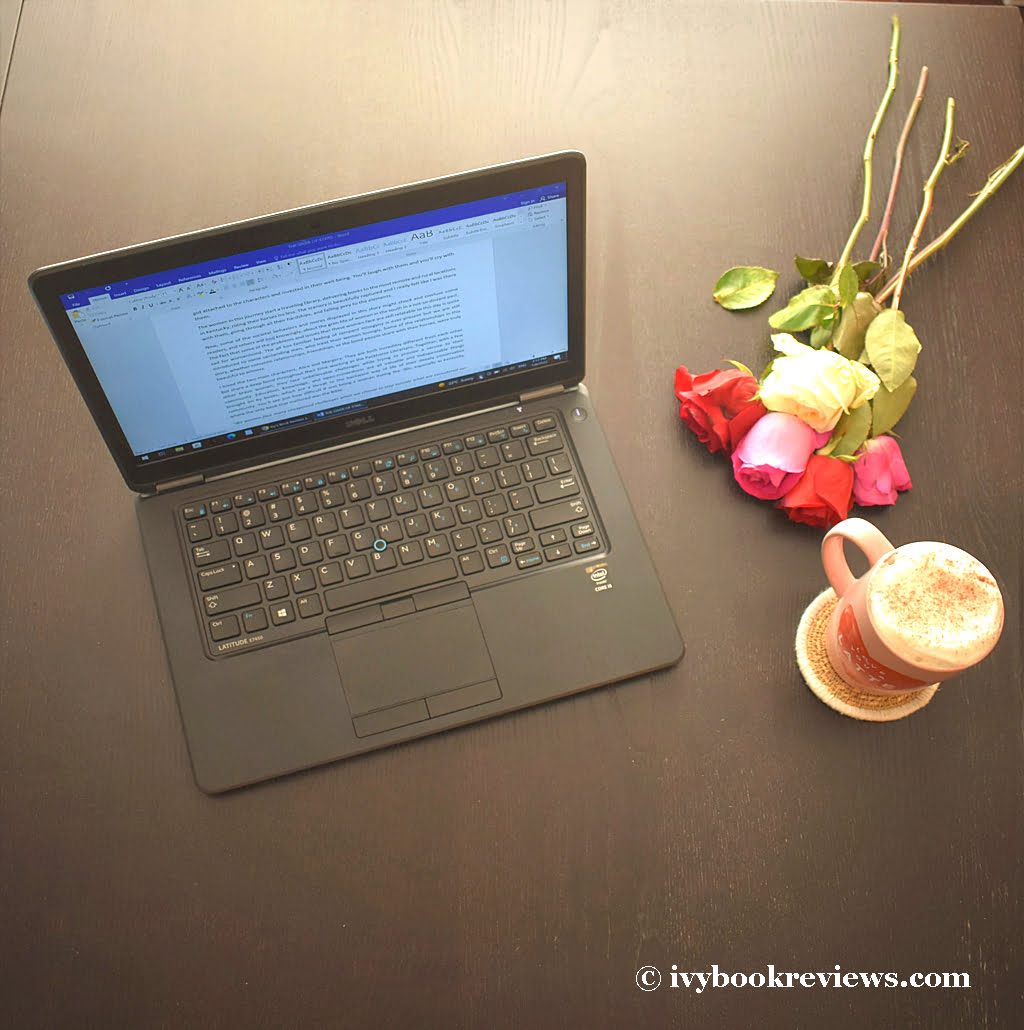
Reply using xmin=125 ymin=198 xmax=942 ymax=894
xmin=570 ymin=406 xmax=588 ymax=422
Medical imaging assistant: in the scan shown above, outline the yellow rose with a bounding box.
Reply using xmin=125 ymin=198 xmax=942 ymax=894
xmin=759 ymin=334 xmax=880 ymax=433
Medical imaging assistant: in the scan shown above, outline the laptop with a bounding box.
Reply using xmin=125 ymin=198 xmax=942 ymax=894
xmin=29 ymin=151 xmax=683 ymax=793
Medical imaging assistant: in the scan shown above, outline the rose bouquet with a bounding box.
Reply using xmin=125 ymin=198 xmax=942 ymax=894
xmin=675 ymin=16 xmax=1022 ymax=529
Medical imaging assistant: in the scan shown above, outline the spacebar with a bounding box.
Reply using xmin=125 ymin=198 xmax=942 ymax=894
xmin=324 ymin=558 xmax=458 ymax=612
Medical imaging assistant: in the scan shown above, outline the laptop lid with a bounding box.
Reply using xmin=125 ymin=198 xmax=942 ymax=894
xmin=29 ymin=152 xmax=586 ymax=494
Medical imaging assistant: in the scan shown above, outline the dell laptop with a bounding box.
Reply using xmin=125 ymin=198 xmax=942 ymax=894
xmin=29 ymin=151 xmax=683 ymax=792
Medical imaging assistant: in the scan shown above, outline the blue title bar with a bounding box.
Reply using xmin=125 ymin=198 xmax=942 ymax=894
xmin=60 ymin=183 xmax=566 ymax=309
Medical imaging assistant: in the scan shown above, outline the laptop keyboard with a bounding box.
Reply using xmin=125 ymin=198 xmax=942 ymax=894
xmin=179 ymin=411 xmax=604 ymax=656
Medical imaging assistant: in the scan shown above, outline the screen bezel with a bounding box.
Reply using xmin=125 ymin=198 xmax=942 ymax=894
xmin=28 ymin=151 xmax=586 ymax=493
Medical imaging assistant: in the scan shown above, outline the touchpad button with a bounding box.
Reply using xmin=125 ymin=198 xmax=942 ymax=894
xmin=331 ymin=603 xmax=496 ymax=716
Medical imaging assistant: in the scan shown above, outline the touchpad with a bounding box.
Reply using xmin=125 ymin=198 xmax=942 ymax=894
xmin=330 ymin=603 xmax=496 ymax=716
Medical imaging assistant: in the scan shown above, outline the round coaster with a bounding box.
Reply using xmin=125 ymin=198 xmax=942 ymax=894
xmin=795 ymin=588 xmax=938 ymax=721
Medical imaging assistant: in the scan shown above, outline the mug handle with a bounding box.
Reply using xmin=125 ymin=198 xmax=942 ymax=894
xmin=822 ymin=518 xmax=895 ymax=598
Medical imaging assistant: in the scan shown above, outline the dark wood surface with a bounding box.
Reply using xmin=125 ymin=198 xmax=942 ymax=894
xmin=2 ymin=2 xmax=1021 ymax=1027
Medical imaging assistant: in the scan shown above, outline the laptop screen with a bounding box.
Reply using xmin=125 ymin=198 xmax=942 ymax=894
xmin=57 ymin=183 xmax=570 ymax=465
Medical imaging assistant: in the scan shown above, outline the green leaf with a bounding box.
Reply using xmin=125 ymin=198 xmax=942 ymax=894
xmin=863 ymin=309 xmax=922 ymax=391
xmin=870 ymin=375 xmax=917 ymax=437
xmin=713 ymin=266 xmax=779 ymax=310
xmin=837 ymin=264 xmax=859 ymax=308
xmin=853 ymin=260 xmax=883 ymax=285
xmin=832 ymin=291 xmax=881 ymax=360
xmin=768 ymin=285 xmax=839 ymax=332
xmin=820 ymin=403 xmax=872 ymax=459
xmin=794 ymin=256 xmax=832 ymax=285
xmin=809 ymin=325 xmax=834 ymax=349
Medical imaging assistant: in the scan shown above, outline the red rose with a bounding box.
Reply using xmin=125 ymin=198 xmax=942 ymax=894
xmin=777 ymin=454 xmax=855 ymax=529
xmin=674 ymin=365 xmax=767 ymax=455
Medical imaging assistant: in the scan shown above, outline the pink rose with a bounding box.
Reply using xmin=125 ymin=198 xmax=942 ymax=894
xmin=731 ymin=412 xmax=831 ymax=500
xmin=852 ymin=435 xmax=912 ymax=506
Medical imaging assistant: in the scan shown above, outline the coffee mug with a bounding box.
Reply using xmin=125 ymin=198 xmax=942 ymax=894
xmin=821 ymin=518 xmax=1004 ymax=695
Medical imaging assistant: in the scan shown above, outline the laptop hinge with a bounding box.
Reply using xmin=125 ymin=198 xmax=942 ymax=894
xmin=519 ymin=384 xmax=565 ymax=404
xmin=155 ymin=474 xmax=205 ymax=493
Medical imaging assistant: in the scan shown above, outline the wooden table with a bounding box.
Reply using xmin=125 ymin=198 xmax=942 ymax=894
xmin=2 ymin=2 xmax=1021 ymax=1027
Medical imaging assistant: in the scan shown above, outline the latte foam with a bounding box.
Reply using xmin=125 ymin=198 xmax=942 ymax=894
xmin=867 ymin=542 xmax=1003 ymax=670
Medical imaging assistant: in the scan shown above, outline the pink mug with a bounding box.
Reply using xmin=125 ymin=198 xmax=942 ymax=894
xmin=821 ymin=518 xmax=1004 ymax=695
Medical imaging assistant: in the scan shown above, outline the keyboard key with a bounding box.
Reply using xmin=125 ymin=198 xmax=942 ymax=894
xmin=298 ymin=595 xmax=323 ymax=619
xmin=270 ymin=601 xmax=296 ymax=626
xmin=529 ymin=498 xmax=588 ymax=530
xmin=318 ymin=562 xmax=344 ymax=586
xmin=243 ymin=555 xmax=269 ymax=579
xmin=509 ymin=422 xmax=530 ymax=437
xmin=259 ymin=526 xmax=285 ymax=549
xmin=263 ymin=577 xmax=289 ymax=601
xmin=197 ymin=562 xmax=242 ymax=590
xmin=214 ymin=512 xmax=238 ymax=535
xmin=242 ymin=609 xmax=268 ymax=633
xmin=290 ymin=569 xmax=316 ymax=593
xmin=459 ymin=552 xmax=485 ymax=574
xmin=535 ymin=476 xmax=580 ymax=503
xmin=527 ymin=430 xmax=562 ymax=455
xmin=544 ymin=542 xmax=573 ymax=562
xmin=192 ymin=541 xmax=231 ymax=566
xmin=232 ymin=533 xmax=258 ymax=556
xmin=516 ymin=553 xmax=543 ymax=569
xmin=270 ymin=549 xmax=296 ymax=572
xmin=485 ymin=545 xmax=511 ymax=568
xmin=209 ymin=616 xmax=240 ymax=641
xmin=533 ymin=416 xmax=557 ymax=432
xmin=575 ymin=538 xmax=601 ymax=554
xmin=187 ymin=520 xmax=211 ymax=542
xmin=183 ymin=503 xmax=207 ymax=521
xmin=204 ymin=583 xmax=261 ymax=615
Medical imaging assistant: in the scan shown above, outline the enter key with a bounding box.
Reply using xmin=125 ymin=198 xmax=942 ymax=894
xmin=534 ymin=475 xmax=580 ymax=504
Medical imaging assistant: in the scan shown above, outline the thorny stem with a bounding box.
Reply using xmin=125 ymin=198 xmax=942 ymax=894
xmin=870 ymin=65 xmax=929 ymax=265
xmin=832 ymin=15 xmax=901 ymax=287
xmin=875 ymin=142 xmax=1024 ymax=304
xmin=891 ymin=97 xmax=957 ymax=311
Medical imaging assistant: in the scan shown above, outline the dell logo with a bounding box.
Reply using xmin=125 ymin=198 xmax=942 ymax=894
xmin=345 ymin=414 xmax=375 ymax=429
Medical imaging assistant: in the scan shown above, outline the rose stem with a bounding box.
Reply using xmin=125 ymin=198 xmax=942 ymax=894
xmin=831 ymin=15 xmax=901 ymax=289
xmin=870 ymin=65 xmax=929 ymax=267
xmin=890 ymin=97 xmax=959 ymax=311
xmin=875 ymin=142 xmax=1024 ymax=305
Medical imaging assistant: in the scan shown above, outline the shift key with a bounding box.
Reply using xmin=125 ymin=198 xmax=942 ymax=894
xmin=204 ymin=583 xmax=261 ymax=615
xmin=529 ymin=497 xmax=588 ymax=530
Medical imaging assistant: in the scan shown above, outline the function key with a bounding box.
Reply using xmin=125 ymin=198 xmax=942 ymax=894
xmin=396 ymin=451 xmax=418 ymax=466
xmin=419 ymin=444 xmax=441 ymax=461
xmin=533 ymin=416 xmax=557 ymax=432
xmin=209 ymin=497 xmax=232 ymax=513
xmin=441 ymin=439 xmax=464 ymax=455
xmin=349 ymin=461 xmax=373 ymax=478
xmin=487 ymin=427 xmax=509 ymax=443
xmin=233 ymin=491 xmax=256 ymax=507
xmin=463 ymin=433 xmax=486 ymax=449
xmin=256 ymin=486 xmax=279 ymax=502
xmin=304 ymin=473 xmax=326 ymax=490
xmin=509 ymin=422 xmax=531 ymax=437
xmin=281 ymin=479 xmax=302 ymax=495
xmin=182 ymin=503 xmax=207 ymax=521
xmin=326 ymin=467 xmax=350 ymax=483
xmin=373 ymin=456 xmax=396 ymax=472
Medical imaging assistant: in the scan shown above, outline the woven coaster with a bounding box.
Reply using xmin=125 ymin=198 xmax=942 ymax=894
xmin=795 ymin=588 xmax=938 ymax=722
